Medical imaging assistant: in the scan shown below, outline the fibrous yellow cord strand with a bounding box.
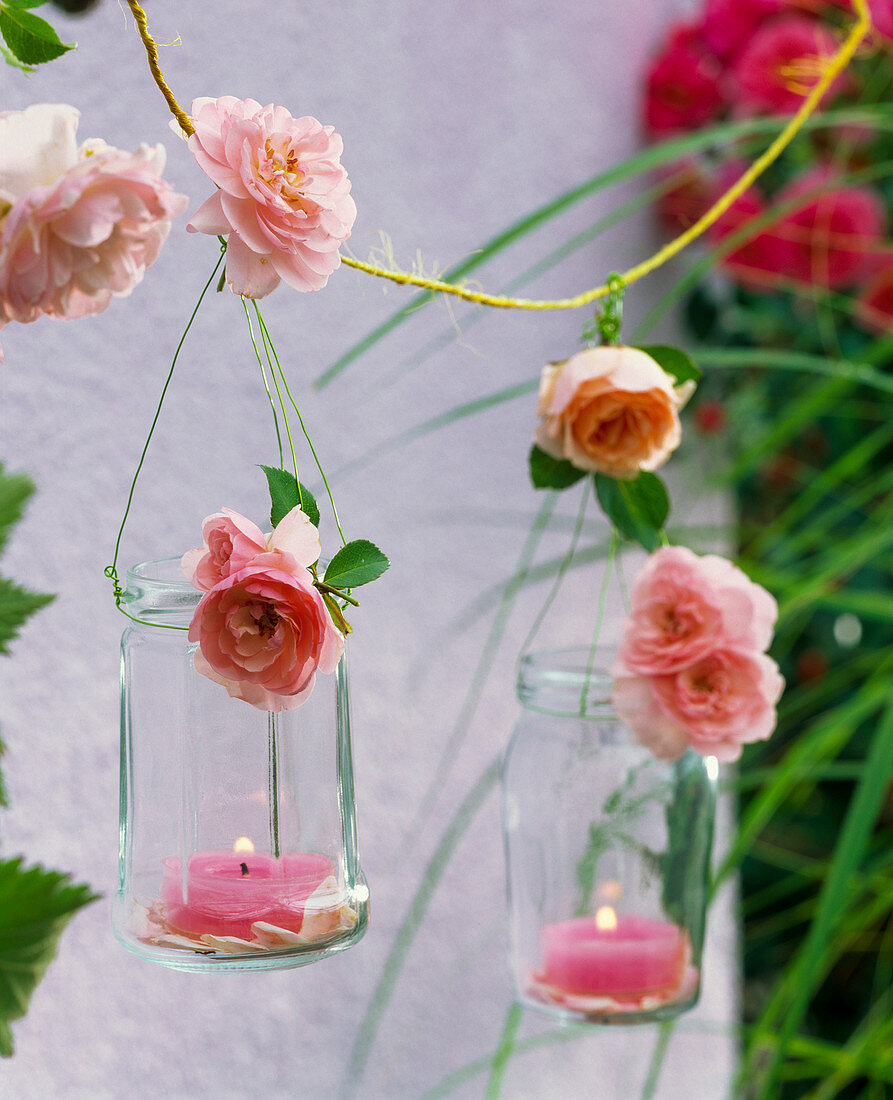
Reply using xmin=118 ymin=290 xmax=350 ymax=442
xmin=124 ymin=0 xmax=194 ymax=138
xmin=126 ymin=0 xmax=871 ymax=310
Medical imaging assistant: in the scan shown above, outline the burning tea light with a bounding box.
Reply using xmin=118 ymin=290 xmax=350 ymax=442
xmin=540 ymin=906 xmax=687 ymax=999
xmin=161 ymin=842 xmax=334 ymax=939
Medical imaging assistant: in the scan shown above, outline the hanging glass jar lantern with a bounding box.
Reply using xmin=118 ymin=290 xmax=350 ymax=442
xmin=502 ymin=647 xmax=716 ymax=1024
xmin=112 ymin=558 xmax=369 ymax=972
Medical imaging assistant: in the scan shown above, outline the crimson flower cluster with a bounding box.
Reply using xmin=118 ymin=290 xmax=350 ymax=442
xmin=644 ymin=0 xmax=893 ymax=329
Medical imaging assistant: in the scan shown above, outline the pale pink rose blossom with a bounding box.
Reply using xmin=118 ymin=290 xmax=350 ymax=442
xmin=534 ymin=346 xmax=689 ymax=479
xmin=182 ymin=505 xmax=320 ymax=591
xmin=612 ymin=672 xmax=691 ymax=761
xmin=185 ymin=96 xmax=356 ymax=297
xmin=614 ymin=648 xmax=784 ymax=763
xmin=649 ymin=648 xmax=785 ymax=762
xmin=0 ymin=103 xmax=187 ymax=329
xmin=617 ymin=545 xmax=778 ymax=675
xmin=188 ymin=554 xmax=343 ymax=712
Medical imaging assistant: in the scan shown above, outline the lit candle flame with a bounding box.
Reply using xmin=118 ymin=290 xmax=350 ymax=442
xmin=595 ymin=905 xmax=618 ymax=932
xmin=233 ymin=836 xmax=255 ymax=854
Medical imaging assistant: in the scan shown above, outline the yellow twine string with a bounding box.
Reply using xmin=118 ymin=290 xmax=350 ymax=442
xmin=126 ymin=0 xmax=871 ymax=310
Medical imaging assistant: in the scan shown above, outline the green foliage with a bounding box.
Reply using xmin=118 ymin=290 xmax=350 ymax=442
xmin=323 ymin=540 xmax=389 ymax=590
xmin=528 ymin=445 xmax=587 ymax=490
xmin=0 ymin=2 xmax=74 ymax=65
xmin=0 ymin=578 xmax=53 ymax=656
xmin=0 ymin=858 xmax=98 ymax=1056
xmin=594 ymin=471 xmax=669 ymax=551
xmin=636 ymin=344 xmax=702 ymax=387
xmin=0 ymin=467 xmax=54 ymax=657
xmin=0 ymin=468 xmax=35 ymax=559
xmin=259 ymin=464 xmax=320 ymax=529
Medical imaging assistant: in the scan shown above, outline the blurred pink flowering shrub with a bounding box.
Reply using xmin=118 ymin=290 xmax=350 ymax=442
xmin=0 ymin=103 xmax=187 ymax=338
xmin=613 ymin=546 xmax=784 ymax=762
xmin=185 ymin=96 xmax=356 ymax=298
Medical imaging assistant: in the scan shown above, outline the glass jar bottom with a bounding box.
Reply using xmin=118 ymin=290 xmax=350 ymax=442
xmin=521 ymin=964 xmax=700 ymax=1025
xmin=113 ymin=888 xmax=369 ymax=973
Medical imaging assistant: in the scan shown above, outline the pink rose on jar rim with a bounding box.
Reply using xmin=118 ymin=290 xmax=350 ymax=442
xmin=534 ymin=346 xmax=691 ymax=480
xmin=617 ymin=545 xmax=778 ymax=676
xmin=185 ymin=96 xmax=357 ymax=298
xmin=613 ymin=648 xmax=784 ymax=764
xmin=189 ymin=554 xmax=344 ymax=713
xmin=0 ymin=103 xmax=187 ymax=329
xmin=182 ymin=505 xmax=321 ymax=590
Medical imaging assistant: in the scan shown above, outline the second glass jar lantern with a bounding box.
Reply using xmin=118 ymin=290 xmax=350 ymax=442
xmin=113 ymin=558 xmax=369 ymax=972
xmin=503 ymin=648 xmax=716 ymax=1024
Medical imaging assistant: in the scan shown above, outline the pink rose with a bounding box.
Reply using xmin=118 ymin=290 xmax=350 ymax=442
xmin=617 ymin=546 xmax=778 ymax=676
xmin=732 ymin=16 xmax=845 ymax=116
xmin=643 ymin=24 xmax=727 ymax=136
xmin=185 ymin=96 xmax=357 ymax=297
xmin=0 ymin=103 xmax=187 ymax=328
xmin=182 ymin=505 xmax=321 ymax=590
xmin=188 ymin=554 xmax=343 ymax=712
xmin=706 ymin=172 xmax=796 ymax=287
xmin=534 ymin=346 xmax=688 ymax=479
xmin=772 ymin=169 xmax=885 ymax=289
xmin=701 ymin=0 xmax=783 ymax=61
xmin=614 ymin=648 xmax=784 ymax=763
xmin=857 ymin=261 xmax=893 ymax=332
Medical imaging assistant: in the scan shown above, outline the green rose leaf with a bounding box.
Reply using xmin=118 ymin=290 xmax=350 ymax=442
xmin=636 ymin=344 xmax=702 ymax=388
xmin=324 ymin=540 xmax=389 ymax=590
xmin=529 ymin=445 xmax=587 ymax=490
xmin=594 ymin=471 xmax=670 ymax=552
xmin=0 ymin=7 xmax=74 ymax=65
xmin=259 ymin=465 xmax=320 ymax=529
xmin=0 ymin=465 xmax=36 ymax=558
xmin=2 ymin=1 xmax=50 ymax=10
xmin=0 ymin=858 xmax=98 ymax=1057
xmin=0 ymin=578 xmax=54 ymax=656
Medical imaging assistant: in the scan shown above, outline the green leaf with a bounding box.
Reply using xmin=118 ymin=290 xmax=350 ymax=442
xmin=0 ymin=7 xmax=73 ymax=64
xmin=528 ymin=445 xmax=587 ymax=490
xmin=1 ymin=1 xmax=49 ymax=9
xmin=0 ymin=39 xmax=33 ymax=71
xmin=0 ymin=858 xmax=98 ymax=1057
xmin=0 ymin=465 xmax=34 ymax=560
xmin=636 ymin=344 xmax=702 ymax=387
xmin=258 ymin=465 xmax=320 ymax=529
xmin=594 ymin=471 xmax=670 ymax=551
xmin=0 ymin=577 xmax=53 ymax=655
xmin=323 ymin=540 xmax=389 ymax=589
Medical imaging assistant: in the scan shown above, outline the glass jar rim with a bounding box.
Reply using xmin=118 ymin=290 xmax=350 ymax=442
xmin=516 ymin=646 xmax=617 ymax=718
xmin=123 ymin=556 xmax=200 ymax=623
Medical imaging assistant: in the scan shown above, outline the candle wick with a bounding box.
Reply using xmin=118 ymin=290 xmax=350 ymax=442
xmin=240 ymin=862 xmax=249 ymax=876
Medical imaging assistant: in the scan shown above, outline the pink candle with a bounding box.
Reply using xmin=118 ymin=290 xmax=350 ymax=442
xmin=161 ymin=851 xmax=333 ymax=939
xmin=541 ymin=913 xmax=686 ymax=998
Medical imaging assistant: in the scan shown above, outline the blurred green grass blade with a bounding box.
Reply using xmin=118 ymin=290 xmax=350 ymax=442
xmin=751 ymin=448 xmax=893 ymax=567
xmin=331 ymin=379 xmax=537 ymax=485
xmin=712 ymin=669 xmax=891 ymax=895
xmin=320 ymin=109 xmax=893 ymax=390
xmin=340 ymin=757 xmax=502 ymax=1097
xmin=403 ymin=494 xmax=556 ymax=847
xmin=751 ymin=690 xmax=893 ymax=1096
xmin=392 ymin=172 xmax=685 ymax=383
xmin=484 ymin=1004 xmax=523 ymax=1099
xmin=696 ymin=347 xmax=893 ymax=396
